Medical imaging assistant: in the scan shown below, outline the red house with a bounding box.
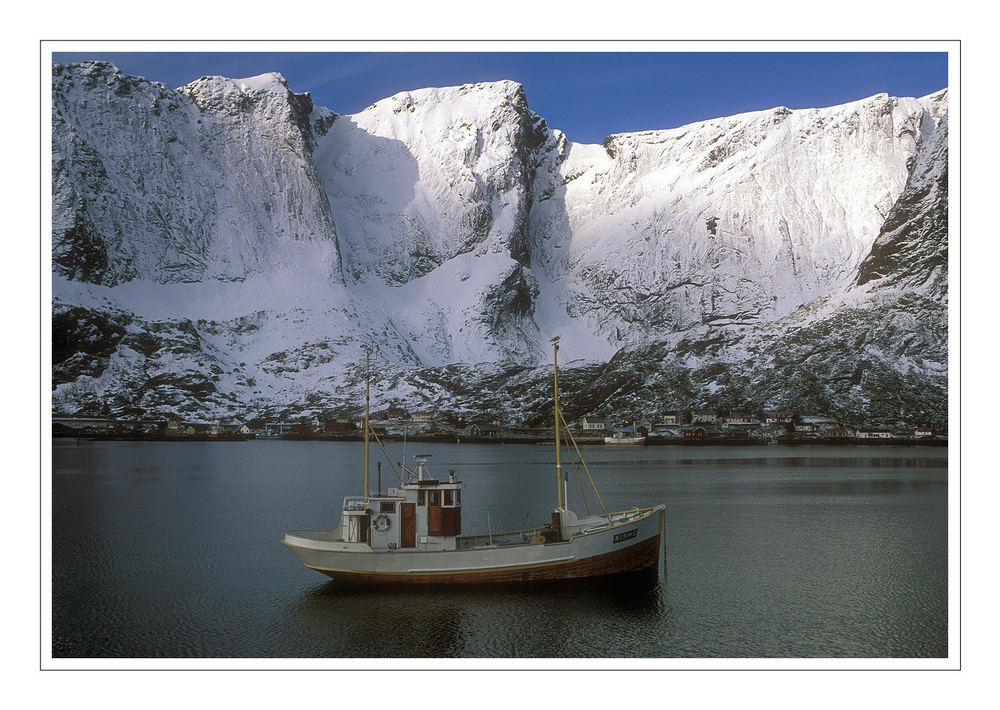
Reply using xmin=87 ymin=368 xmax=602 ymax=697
xmin=326 ymin=422 xmax=357 ymax=433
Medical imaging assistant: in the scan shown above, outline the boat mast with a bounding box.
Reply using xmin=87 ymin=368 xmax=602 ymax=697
xmin=553 ymin=338 xmax=564 ymax=510
xmin=363 ymin=349 xmax=370 ymax=504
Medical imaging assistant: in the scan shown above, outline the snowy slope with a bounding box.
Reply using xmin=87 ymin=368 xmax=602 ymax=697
xmin=549 ymin=92 xmax=945 ymax=342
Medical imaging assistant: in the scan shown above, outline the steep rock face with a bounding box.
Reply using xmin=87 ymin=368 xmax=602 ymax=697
xmin=52 ymin=62 xmax=341 ymax=286
xmin=854 ymin=100 xmax=948 ymax=300
xmin=316 ymin=80 xmax=548 ymax=285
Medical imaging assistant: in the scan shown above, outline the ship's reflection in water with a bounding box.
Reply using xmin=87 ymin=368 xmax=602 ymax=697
xmin=287 ymin=569 xmax=668 ymax=657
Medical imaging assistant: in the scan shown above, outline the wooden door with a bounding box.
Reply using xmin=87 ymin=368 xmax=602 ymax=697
xmin=428 ymin=505 xmax=444 ymax=536
xmin=400 ymin=503 xmax=416 ymax=548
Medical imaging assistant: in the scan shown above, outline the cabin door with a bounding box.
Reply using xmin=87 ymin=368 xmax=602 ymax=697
xmin=400 ymin=503 xmax=416 ymax=548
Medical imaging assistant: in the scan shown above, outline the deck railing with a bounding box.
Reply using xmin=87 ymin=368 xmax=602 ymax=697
xmin=284 ymin=530 xmax=342 ymax=542
xmin=455 ymin=507 xmax=659 ymax=549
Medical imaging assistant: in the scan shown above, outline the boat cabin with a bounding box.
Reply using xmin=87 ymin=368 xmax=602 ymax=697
xmin=339 ymin=456 xmax=463 ymax=551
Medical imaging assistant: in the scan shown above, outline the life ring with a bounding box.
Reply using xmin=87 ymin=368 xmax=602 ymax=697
xmin=535 ymin=535 xmax=545 ymax=543
xmin=373 ymin=514 xmax=391 ymax=532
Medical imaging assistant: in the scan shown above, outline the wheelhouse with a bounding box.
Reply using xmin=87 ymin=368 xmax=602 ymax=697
xmin=339 ymin=456 xmax=463 ymax=551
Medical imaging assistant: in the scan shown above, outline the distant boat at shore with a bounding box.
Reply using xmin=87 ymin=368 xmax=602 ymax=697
xmin=605 ymin=424 xmax=646 ymax=446
xmin=604 ymin=434 xmax=646 ymax=446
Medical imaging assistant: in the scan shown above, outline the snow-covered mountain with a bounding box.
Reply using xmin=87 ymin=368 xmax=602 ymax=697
xmin=51 ymin=62 xmax=949 ymax=426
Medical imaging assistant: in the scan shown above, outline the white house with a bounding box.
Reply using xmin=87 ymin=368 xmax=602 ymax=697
xmin=581 ymin=416 xmax=606 ymax=431
xmin=692 ymin=411 xmax=719 ymax=424
xmin=725 ymin=411 xmax=754 ymax=426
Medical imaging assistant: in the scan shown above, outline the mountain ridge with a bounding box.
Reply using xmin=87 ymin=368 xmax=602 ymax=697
xmin=51 ymin=62 xmax=949 ymax=427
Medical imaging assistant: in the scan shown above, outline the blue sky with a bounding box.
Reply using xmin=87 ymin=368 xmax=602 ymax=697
xmin=52 ymin=51 xmax=948 ymax=144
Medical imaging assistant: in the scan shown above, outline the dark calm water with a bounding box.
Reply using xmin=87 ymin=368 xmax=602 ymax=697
xmin=51 ymin=440 xmax=948 ymax=658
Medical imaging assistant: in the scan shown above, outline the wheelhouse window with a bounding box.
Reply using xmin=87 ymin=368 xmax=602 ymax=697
xmin=379 ymin=501 xmax=396 ymax=513
xmin=417 ymin=490 xmax=425 ymax=506
xmin=429 ymin=490 xmax=441 ymax=507
xmin=444 ymin=489 xmax=453 ymax=506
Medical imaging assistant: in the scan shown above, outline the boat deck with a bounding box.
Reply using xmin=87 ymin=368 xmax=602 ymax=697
xmin=287 ymin=507 xmax=659 ymax=551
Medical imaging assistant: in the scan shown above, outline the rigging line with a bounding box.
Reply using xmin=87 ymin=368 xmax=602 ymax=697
xmin=557 ymin=404 xmax=609 ymax=516
xmin=571 ymin=455 xmax=591 ymax=516
xmin=561 ymin=417 xmax=591 ymax=515
xmin=367 ymin=425 xmax=404 ymax=484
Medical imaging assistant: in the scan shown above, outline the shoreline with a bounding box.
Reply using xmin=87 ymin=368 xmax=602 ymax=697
xmin=52 ymin=433 xmax=948 ymax=447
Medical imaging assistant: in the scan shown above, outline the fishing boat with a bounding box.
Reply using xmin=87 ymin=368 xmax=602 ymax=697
xmin=282 ymin=340 xmax=665 ymax=584
xmin=604 ymin=424 xmax=646 ymax=446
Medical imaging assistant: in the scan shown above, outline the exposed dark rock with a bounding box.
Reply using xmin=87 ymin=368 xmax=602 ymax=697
xmin=52 ymin=307 xmax=130 ymax=384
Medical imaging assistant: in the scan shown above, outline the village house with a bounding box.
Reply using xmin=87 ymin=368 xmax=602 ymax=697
xmin=818 ymin=423 xmax=854 ymax=438
xmin=765 ymin=411 xmax=794 ymax=425
xmin=411 ymin=411 xmax=433 ymax=423
xmin=692 ymin=410 xmax=719 ymax=425
xmin=659 ymin=412 xmax=684 ymax=426
xmin=216 ymin=422 xmax=244 ymax=435
xmin=725 ymin=410 xmax=754 ymax=426
xmin=580 ymin=416 xmax=607 ymax=431
xmin=325 ymin=422 xmax=357 ymax=434
xmin=683 ymin=425 xmax=724 ymax=440
xmin=468 ymin=422 xmax=504 ymax=438
xmin=914 ymin=426 xmax=934 ymax=437
xmin=386 ymin=405 xmax=406 ymax=420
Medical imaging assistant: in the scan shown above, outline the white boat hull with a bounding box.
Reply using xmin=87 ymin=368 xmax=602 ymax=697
xmin=283 ymin=505 xmax=664 ymax=584
xmin=604 ymin=436 xmax=646 ymax=445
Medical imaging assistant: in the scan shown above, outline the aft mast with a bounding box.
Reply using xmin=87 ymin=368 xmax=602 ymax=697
xmin=553 ymin=337 xmax=564 ymax=512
